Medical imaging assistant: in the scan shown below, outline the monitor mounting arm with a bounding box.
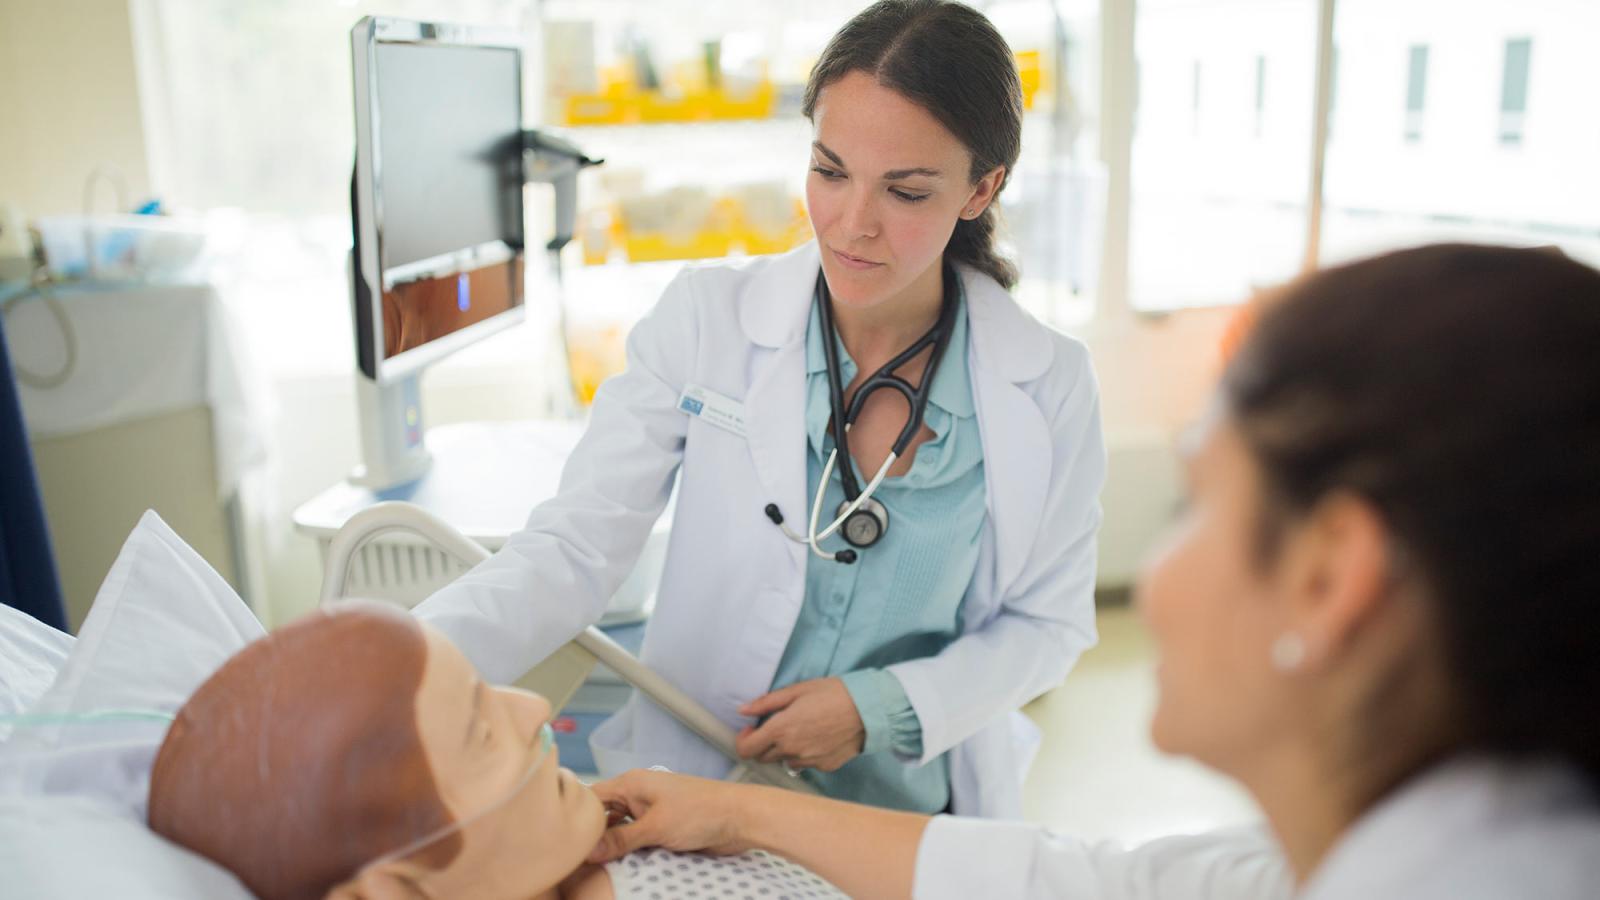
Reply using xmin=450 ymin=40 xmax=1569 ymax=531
xmin=520 ymin=128 xmax=602 ymax=253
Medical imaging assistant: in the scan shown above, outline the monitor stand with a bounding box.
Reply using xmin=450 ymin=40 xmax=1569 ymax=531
xmin=348 ymin=247 xmax=581 ymax=492
xmin=351 ymin=372 xmax=431 ymax=488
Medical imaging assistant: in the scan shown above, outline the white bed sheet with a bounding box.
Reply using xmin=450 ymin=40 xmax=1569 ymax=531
xmin=0 ymin=603 xmax=74 ymax=717
xmin=0 ymin=610 xmax=253 ymax=899
xmin=0 ymin=512 xmax=259 ymax=899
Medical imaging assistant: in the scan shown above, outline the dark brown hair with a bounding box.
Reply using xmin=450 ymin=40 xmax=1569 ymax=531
xmin=149 ymin=602 xmax=460 ymax=899
xmin=803 ymin=0 xmax=1023 ymax=288
xmin=1223 ymin=243 xmax=1600 ymax=785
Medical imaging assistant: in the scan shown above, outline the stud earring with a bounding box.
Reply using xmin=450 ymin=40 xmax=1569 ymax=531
xmin=1271 ymin=632 xmax=1307 ymax=672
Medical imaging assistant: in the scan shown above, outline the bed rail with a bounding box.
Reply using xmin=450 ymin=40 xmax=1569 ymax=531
xmin=319 ymin=501 xmax=813 ymax=793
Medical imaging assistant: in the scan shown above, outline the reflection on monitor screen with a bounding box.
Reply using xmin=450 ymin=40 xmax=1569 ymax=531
xmin=382 ymin=257 xmax=524 ymax=360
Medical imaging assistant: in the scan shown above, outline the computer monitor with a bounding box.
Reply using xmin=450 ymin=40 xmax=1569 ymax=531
xmin=347 ymin=16 xmax=529 ymax=486
xmin=350 ymin=16 xmax=526 ymax=384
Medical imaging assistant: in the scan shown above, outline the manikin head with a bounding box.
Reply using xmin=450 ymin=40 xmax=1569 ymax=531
xmin=148 ymin=602 xmax=605 ymax=899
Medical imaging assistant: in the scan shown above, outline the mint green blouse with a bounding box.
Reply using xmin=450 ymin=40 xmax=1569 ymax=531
xmin=767 ymin=284 xmax=987 ymax=813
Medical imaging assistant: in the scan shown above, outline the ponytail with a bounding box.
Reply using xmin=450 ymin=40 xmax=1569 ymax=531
xmin=947 ymin=204 xmax=1016 ymax=289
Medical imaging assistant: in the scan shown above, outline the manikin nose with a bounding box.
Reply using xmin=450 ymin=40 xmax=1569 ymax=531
xmin=496 ymin=686 xmax=552 ymax=743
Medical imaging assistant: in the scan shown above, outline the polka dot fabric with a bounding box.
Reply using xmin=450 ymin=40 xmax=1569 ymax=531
xmin=605 ymin=847 xmax=848 ymax=899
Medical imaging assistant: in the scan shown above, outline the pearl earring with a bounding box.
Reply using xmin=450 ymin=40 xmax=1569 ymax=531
xmin=1271 ymin=632 xmax=1307 ymax=672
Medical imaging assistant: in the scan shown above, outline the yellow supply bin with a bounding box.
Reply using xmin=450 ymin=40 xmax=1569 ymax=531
xmin=737 ymin=197 xmax=811 ymax=256
xmin=564 ymin=93 xmax=634 ymax=126
xmin=622 ymin=230 xmax=736 ymax=262
xmin=1016 ymin=49 xmax=1043 ymax=110
xmin=638 ymin=90 xmax=701 ymax=123
xmin=566 ymin=322 xmax=628 ymax=406
xmin=707 ymin=81 xmax=777 ymax=120
xmin=620 ymin=197 xmax=739 ymax=263
xmin=559 ymin=80 xmax=778 ymax=126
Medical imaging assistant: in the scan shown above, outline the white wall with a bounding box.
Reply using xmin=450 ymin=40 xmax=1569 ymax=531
xmin=0 ymin=0 xmax=152 ymax=218
xmin=1081 ymin=308 xmax=1234 ymax=585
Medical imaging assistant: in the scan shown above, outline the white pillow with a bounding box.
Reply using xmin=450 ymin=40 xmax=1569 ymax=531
xmin=0 ymin=510 xmax=265 ymax=820
xmin=0 ymin=794 xmax=253 ymax=900
xmin=0 ymin=602 xmax=74 ymax=716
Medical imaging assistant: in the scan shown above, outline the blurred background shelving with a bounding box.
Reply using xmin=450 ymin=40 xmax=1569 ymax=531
xmin=535 ymin=0 xmax=1107 ymax=400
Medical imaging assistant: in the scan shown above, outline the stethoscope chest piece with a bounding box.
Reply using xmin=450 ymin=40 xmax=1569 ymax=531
xmin=838 ymin=497 xmax=889 ymax=548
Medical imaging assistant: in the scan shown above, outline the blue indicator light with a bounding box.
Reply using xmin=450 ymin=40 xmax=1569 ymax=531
xmin=457 ymin=273 xmax=470 ymax=312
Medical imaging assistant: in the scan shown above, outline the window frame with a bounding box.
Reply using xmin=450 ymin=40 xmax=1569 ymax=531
xmin=1101 ymin=0 xmax=1337 ymax=317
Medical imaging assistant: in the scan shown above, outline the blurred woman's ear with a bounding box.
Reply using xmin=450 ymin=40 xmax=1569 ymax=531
xmin=1276 ymin=492 xmax=1397 ymax=671
xmin=326 ymin=863 xmax=430 ymax=900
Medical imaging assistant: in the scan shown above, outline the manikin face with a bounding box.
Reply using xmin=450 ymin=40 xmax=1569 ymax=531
xmin=344 ymin=627 xmax=606 ymax=898
xmin=1134 ymin=411 xmax=1303 ymax=775
xmin=806 ymin=70 xmax=1003 ymax=312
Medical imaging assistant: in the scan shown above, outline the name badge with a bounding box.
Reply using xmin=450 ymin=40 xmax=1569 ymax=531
xmin=678 ymin=384 xmax=747 ymax=439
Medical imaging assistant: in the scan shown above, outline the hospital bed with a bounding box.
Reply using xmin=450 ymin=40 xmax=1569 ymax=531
xmin=318 ymin=500 xmax=814 ymax=794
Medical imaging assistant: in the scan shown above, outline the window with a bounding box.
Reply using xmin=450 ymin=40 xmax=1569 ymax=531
xmin=1191 ymin=60 xmax=1203 ymax=136
xmin=1254 ymin=55 xmax=1266 ymax=137
xmin=967 ymin=0 xmax=1107 ymax=324
xmin=131 ymin=0 xmax=1600 ymax=327
xmin=1328 ymin=44 xmax=1338 ymax=132
xmin=1404 ymin=44 xmax=1428 ymax=142
xmin=1133 ymin=60 xmax=1142 ymax=134
xmin=1320 ymin=2 xmax=1600 ymax=273
xmin=1129 ymin=0 xmax=1319 ymax=311
xmin=1500 ymin=37 xmax=1532 ymax=145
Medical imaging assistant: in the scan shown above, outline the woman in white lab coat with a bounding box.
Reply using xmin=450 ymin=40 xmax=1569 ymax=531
xmin=414 ymin=0 xmax=1105 ymax=818
xmin=585 ymin=243 xmax=1600 ymax=899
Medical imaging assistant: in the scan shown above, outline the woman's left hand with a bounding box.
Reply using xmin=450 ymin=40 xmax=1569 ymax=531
xmin=734 ymin=677 xmax=864 ymax=773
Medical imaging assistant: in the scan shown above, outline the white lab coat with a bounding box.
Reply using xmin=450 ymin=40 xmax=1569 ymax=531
xmin=413 ymin=241 xmax=1106 ymax=818
xmin=910 ymin=757 xmax=1600 ymax=899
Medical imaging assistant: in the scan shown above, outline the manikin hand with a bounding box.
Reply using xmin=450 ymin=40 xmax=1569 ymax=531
xmin=734 ymin=677 xmax=865 ymax=773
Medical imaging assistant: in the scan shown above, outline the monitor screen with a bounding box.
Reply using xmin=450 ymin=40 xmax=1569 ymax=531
xmin=373 ymin=42 xmax=522 ymax=272
xmin=351 ymin=19 xmax=528 ymax=381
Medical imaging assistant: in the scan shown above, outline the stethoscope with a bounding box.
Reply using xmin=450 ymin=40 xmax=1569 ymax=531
xmin=765 ymin=264 xmax=960 ymax=564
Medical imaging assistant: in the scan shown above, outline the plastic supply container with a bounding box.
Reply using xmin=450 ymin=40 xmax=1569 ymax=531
xmin=35 ymin=214 xmax=209 ymax=283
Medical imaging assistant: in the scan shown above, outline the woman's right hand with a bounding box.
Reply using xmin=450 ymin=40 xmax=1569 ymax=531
xmin=585 ymin=769 xmax=757 ymax=864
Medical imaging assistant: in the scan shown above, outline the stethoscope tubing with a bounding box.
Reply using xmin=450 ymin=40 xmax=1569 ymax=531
xmin=819 ymin=270 xmax=957 ymax=499
xmin=771 ymin=438 xmax=896 ymax=560
xmin=772 ymin=264 xmax=960 ymax=561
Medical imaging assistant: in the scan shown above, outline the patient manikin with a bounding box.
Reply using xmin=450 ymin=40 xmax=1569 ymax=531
xmin=146 ymin=602 xmax=843 ymax=900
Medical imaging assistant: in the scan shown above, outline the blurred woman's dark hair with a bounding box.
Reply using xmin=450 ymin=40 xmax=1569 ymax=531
xmin=1223 ymin=243 xmax=1600 ymax=789
xmin=803 ymin=0 xmax=1023 ymax=288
